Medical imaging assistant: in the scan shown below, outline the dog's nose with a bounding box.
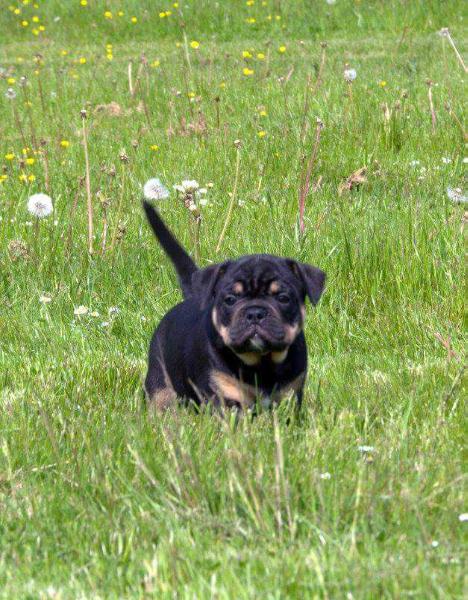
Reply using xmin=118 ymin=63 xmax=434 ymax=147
xmin=245 ymin=306 xmax=267 ymax=324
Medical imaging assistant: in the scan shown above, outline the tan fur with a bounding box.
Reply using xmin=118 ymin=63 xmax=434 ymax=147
xmin=269 ymin=281 xmax=280 ymax=294
xmin=210 ymin=370 xmax=257 ymax=407
xmin=236 ymin=352 xmax=261 ymax=366
xmin=212 ymin=308 xmax=231 ymax=344
xmin=271 ymin=349 xmax=289 ymax=364
xmin=233 ymin=281 xmax=244 ymax=294
xmin=147 ymin=386 xmax=177 ymax=411
xmin=210 ymin=369 xmax=306 ymax=408
xmin=284 ymin=322 xmax=301 ymax=344
xmin=271 ymin=372 xmax=305 ymax=402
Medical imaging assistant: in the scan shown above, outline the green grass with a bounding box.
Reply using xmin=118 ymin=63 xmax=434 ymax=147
xmin=0 ymin=1 xmax=466 ymax=597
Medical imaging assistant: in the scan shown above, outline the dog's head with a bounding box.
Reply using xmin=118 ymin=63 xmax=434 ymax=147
xmin=192 ymin=255 xmax=325 ymax=364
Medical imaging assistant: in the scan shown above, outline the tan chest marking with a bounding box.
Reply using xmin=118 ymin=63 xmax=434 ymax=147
xmin=210 ymin=370 xmax=305 ymax=408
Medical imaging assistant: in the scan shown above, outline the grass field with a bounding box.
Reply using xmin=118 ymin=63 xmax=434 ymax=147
xmin=0 ymin=1 xmax=466 ymax=597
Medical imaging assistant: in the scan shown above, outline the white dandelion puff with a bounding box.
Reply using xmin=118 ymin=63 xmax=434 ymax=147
xmin=27 ymin=193 xmax=53 ymax=218
xmin=441 ymin=156 xmax=452 ymax=164
xmin=344 ymin=68 xmax=357 ymax=82
xmin=143 ymin=178 xmax=170 ymax=201
xmin=320 ymin=472 xmax=331 ymax=480
xmin=73 ymin=305 xmax=89 ymax=316
xmin=358 ymin=445 xmax=375 ymax=453
xmin=326 ymin=0 xmax=336 ymax=4
xmin=39 ymin=295 xmax=52 ymax=304
xmin=459 ymin=513 xmax=468 ymax=522
xmin=181 ymin=179 xmax=200 ymax=193
xmin=447 ymin=187 xmax=467 ymax=204
xmin=5 ymin=87 xmax=16 ymax=100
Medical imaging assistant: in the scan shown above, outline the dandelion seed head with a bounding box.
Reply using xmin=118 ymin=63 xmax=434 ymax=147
xmin=447 ymin=187 xmax=467 ymax=204
xmin=5 ymin=87 xmax=17 ymax=100
xmin=143 ymin=178 xmax=170 ymax=201
xmin=358 ymin=445 xmax=375 ymax=453
xmin=344 ymin=68 xmax=357 ymax=82
xmin=459 ymin=513 xmax=468 ymax=522
xmin=27 ymin=193 xmax=53 ymax=218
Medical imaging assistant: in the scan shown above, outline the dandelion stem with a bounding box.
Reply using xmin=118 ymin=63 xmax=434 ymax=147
xmin=426 ymin=80 xmax=437 ymax=134
xmin=81 ymin=111 xmax=94 ymax=254
xmin=298 ymin=118 xmax=324 ymax=234
xmin=216 ymin=144 xmax=241 ymax=253
xmin=445 ymin=30 xmax=467 ymax=73
xmin=128 ymin=61 xmax=134 ymax=96
xmin=110 ymin=163 xmax=127 ymax=256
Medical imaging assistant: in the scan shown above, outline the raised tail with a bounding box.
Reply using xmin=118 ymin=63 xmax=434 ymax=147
xmin=143 ymin=201 xmax=198 ymax=298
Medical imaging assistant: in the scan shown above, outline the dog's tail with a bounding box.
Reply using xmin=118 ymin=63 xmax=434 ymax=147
xmin=143 ymin=201 xmax=197 ymax=298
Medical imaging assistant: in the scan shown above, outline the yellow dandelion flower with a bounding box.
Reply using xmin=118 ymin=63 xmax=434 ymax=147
xmin=267 ymin=14 xmax=272 ymax=20
xmin=150 ymin=144 xmax=159 ymax=151
xmin=14 ymin=8 xmax=21 ymax=15
xmin=262 ymin=0 xmax=267 ymax=5
xmin=38 ymin=25 xmax=45 ymax=31
xmin=7 ymin=77 xmax=15 ymax=84
xmin=131 ymin=16 xmax=137 ymax=23
xmin=246 ymin=0 xmax=254 ymax=5
xmin=32 ymin=15 xmax=39 ymax=22
xmin=165 ymin=10 xmax=172 ymax=16
xmin=80 ymin=0 xmax=88 ymax=5
xmin=79 ymin=57 xmax=86 ymax=64
xmin=28 ymin=174 xmax=36 ymax=182
xmin=257 ymin=131 xmax=266 ymax=138
xmin=21 ymin=20 xmax=28 ymax=26
xmin=173 ymin=2 xmax=179 ymax=6
xmin=5 ymin=153 xmax=15 ymax=160
xmin=188 ymin=92 xmax=196 ymax=98
xmin=243 ymin=67 xmax=254 ymax=76
xmin=175 ymin=42 xmax=182 ymax=48
xmin=151 ymin=59 xmax=160 ymax=67
xmin=275 ymin=14 xmax=281 ymax=20
xmin=257 ymin=52 xmax=265 ymax=59
xmin=159 ymin=11 xmax=166 ymax=18
xmin=246 ymin=17 xmax=256 ymax=23
xmin=18 ymin=57 xmax=24 ymax=62
xmin=278 ymin=45 xmax=286 ymax=53
xmin=379 ymin=80 xmax=387 ymax=87
xmin=22 ymin=148 xmax=30 ymax=155
xmin=19 ymin=174 xmax=27 ymax=182
xmin=26 ymin=157 xmax=35 ymax=165
xmin=61 ymin=49 xmax=68 ymax=56
xmin=117 ymin=10 xmax=124 ymax=16
xmin=190 ymin=40 xmax=200 ymax=49
xmin=259 ymin=109 xmax=267 ymax=117
xmin=106 ymin=53 xmax=113 ymax=60
xmin=60 ymin=140 xmax=70 ymax=148
xmin=219 ymin=81 xmax=226 ymax=88
xmin=104 ymin=11 xmax=112 ymax=19
xmin=0 ymin=175 xmax=8 ymax=183
xmin=32 ymin=28 xmax=39 ymax=35
xmin=242 ymin=50 xmax=252 ymax=58
xmin=34 ymin=69 xmax=40 ymax=75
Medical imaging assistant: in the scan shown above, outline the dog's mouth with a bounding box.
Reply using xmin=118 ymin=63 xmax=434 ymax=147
xmin=229 ymin=324 xmax=287 ymax=354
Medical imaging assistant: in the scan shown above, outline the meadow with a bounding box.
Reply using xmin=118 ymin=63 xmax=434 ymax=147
xmin=0 ymin=1 xmax=466 ymax=597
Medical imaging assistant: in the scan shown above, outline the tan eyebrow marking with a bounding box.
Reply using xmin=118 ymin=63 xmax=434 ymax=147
xmin=233 ymin=281 xmax=244 ymax=294
xmin=269 ymin=281 xmax=280 ymax=294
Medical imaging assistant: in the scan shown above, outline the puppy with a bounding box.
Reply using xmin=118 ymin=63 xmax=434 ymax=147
xmin=143 ymin=201 xmax=325 ymax=411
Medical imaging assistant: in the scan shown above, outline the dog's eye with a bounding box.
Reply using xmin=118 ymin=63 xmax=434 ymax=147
xmin=224 ymin=295 xmax=237 ymax=306
xmin=277 ymin=293 xmax=290 ymax=304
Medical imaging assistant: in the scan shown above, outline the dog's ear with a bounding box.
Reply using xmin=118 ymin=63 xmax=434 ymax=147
xmin=287 ymin=260 xmax=326 ymax=305
xmin=191 ymin=261 xmax=230 ymax=309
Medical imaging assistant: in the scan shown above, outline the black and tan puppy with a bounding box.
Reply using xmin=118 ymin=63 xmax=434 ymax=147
xmin=143 ymin=201 xmax=325 ymax=411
